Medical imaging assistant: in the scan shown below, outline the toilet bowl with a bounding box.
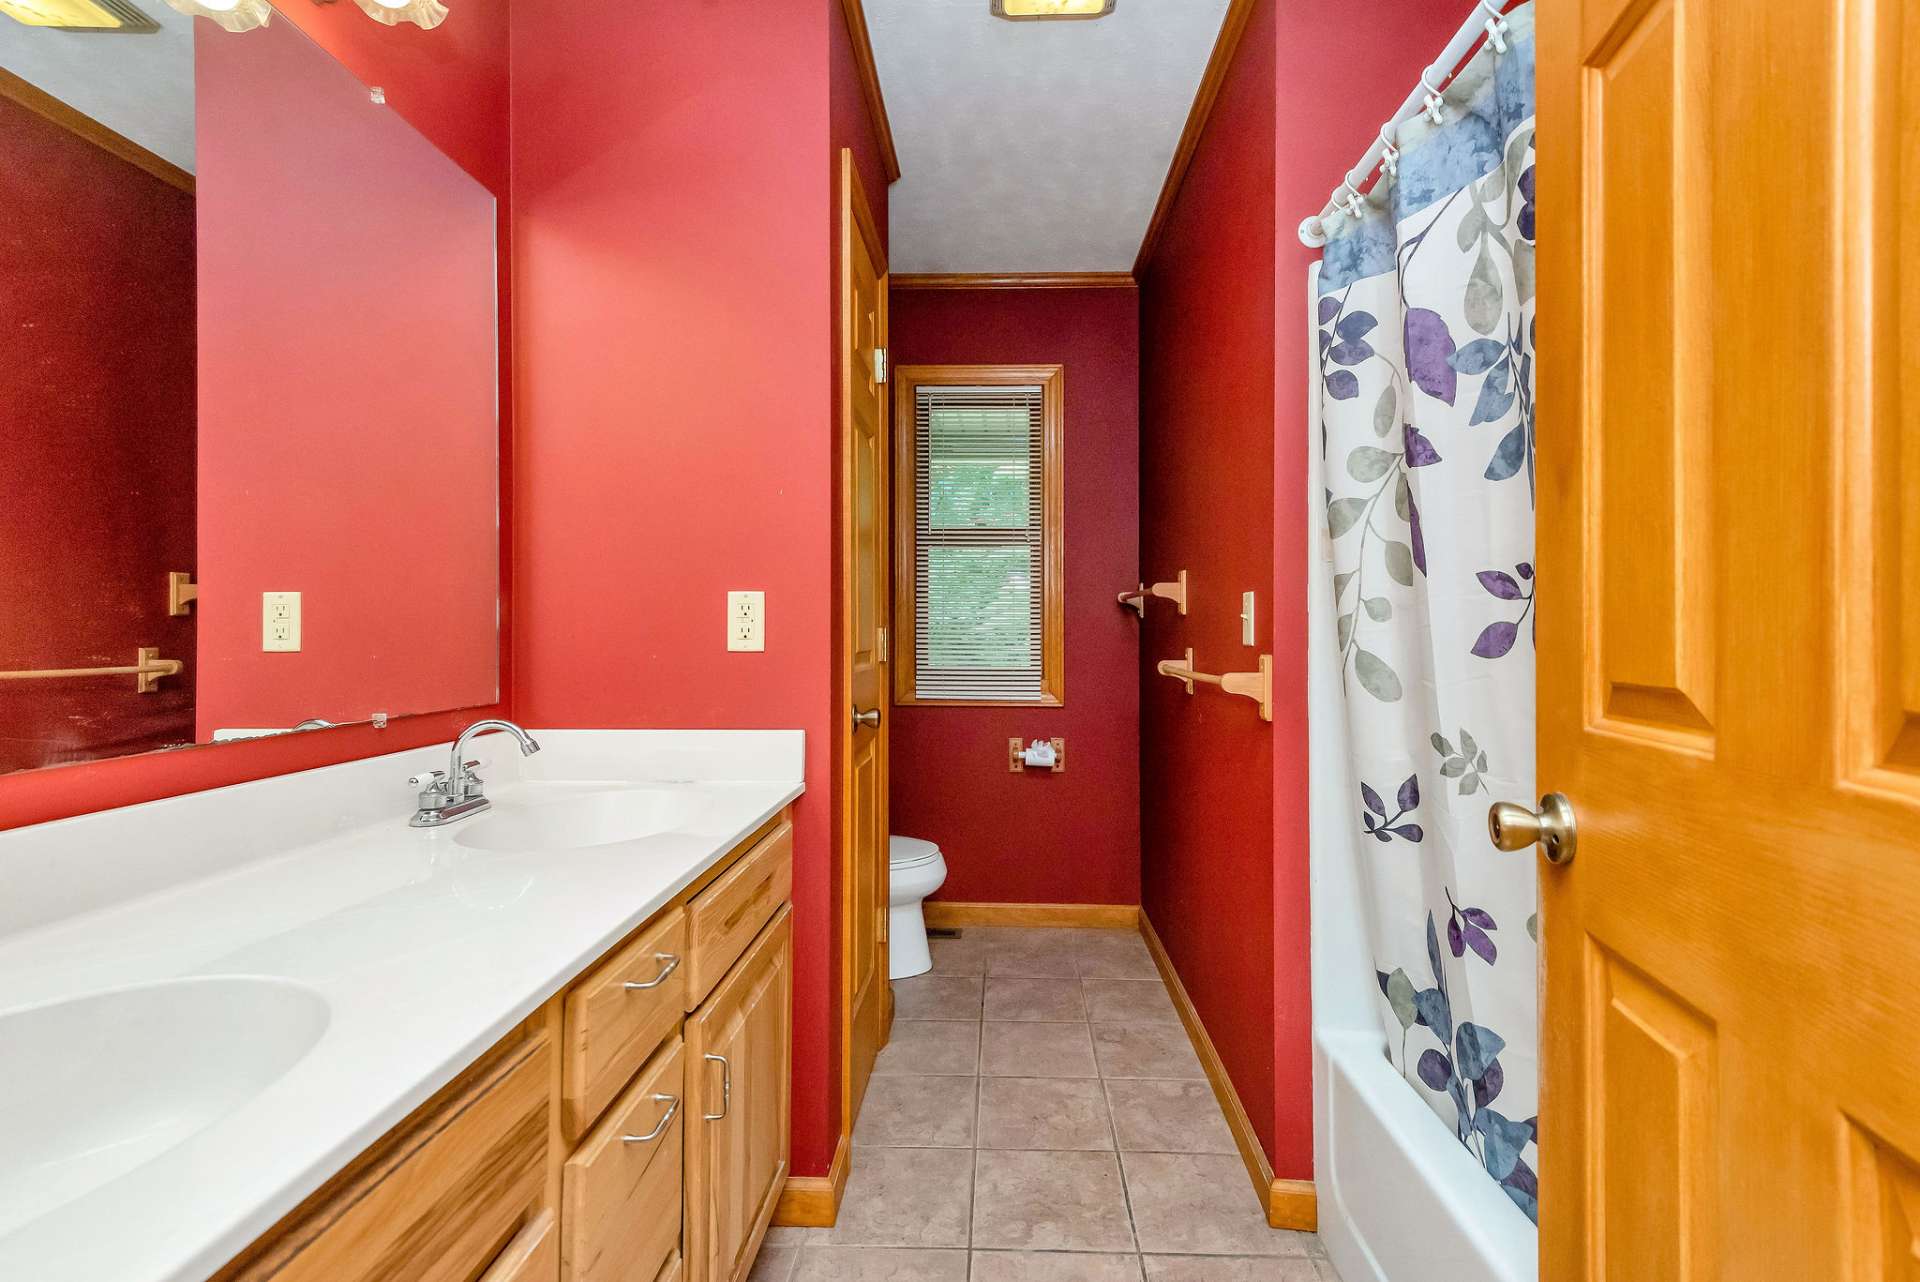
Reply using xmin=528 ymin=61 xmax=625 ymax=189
xmin=888 ymin=835 xmax=948 ymax=980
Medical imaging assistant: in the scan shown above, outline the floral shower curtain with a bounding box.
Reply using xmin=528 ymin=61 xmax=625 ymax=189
xmin=1313 ymin=4 xmax=1539 ymax=1223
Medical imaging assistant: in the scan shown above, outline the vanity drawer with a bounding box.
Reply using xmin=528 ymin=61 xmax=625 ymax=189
xmin=215 ymin=1033 xmax=551 ymax=1282
xmin=563 ymin=1038 xmax=685 ymax=1282
xmin=564 ymin=907 xmax=689 ymax=1138
xmin=480 ymin=1210 xmax=559 ymax=1282
xmin=685 ymin=819 xmax=792 ymax=1008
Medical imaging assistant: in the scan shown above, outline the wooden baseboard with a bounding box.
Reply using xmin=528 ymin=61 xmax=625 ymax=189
xmin=1140 ymin=914 xmax=1318 ymax=1232
xmin=923 ymin=901 xmax=1141 ymax=930
xmin=772 ymin=1132 xmax=850 ymax=1227
xmin=1267 ymin=1178 xmax=1318 ymax=1232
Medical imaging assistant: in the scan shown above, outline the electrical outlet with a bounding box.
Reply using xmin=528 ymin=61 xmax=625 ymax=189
xmin=263 ymin=591 xmax=301 ymax=652
xmin=727 ymin=591 xmax=764 ymax=652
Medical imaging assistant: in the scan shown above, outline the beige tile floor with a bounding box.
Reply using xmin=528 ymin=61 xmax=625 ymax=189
xmin=750 ymin=927 xmax=1341 ymax=1282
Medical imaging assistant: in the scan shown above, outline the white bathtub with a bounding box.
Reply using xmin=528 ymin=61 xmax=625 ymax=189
xmin=1303 ymin=346 xmax=1536 ymax=1282
xmin=1313 ymin=1030 xmax=1537 ymax=1282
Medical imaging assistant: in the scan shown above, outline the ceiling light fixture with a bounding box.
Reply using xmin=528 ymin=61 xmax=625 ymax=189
xmin=991 ymin=0 xmax=1114 ymax=18
xmin=349 ymin=0 xmax=445 ymax=29
xmin=162 ymin=0 xmax=270 ymax=31
xmin=0 ymin=0 xmax=157 ymax=28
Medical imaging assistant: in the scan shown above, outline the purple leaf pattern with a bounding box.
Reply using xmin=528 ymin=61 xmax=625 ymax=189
xmin=1314 ymin=26 xmax=1538 ymax=1224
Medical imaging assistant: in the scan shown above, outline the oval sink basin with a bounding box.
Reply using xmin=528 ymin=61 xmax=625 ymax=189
xmin=0 ymin=976 xmax=330 ymax=1236
xmin=454 ymin=785 xmax=694 ymax=852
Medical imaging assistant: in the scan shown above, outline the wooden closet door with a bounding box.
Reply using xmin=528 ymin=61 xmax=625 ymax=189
xmin=684 ymin=909 xmax=792 ymax=1282
xmin=839 ymin=143 xmax=891 ymax=1139
xmin=1536 ymin=0 xmax=1920 ymax=1278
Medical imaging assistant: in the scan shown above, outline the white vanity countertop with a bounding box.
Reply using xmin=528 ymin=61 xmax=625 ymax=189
xmin=0 ymin=729 xmax=805 ymax=1282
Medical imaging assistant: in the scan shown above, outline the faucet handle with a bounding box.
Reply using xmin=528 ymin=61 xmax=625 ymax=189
xmin=408 ymin=768 xmax=448 ymax=790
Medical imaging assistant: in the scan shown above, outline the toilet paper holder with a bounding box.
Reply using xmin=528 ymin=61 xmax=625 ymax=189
xmin=1008 ymin=737 xmax=1067 ymax=773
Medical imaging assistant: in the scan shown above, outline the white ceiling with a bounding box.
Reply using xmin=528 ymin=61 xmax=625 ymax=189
xmin=0 ymin=0 xmax=196 ymax=171
xmin=867 ymin=0 xmax=1230 ymax=274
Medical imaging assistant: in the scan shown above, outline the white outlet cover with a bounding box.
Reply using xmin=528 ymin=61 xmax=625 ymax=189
xmin=727 ymin=591 xmax=765 ymax=652
xmin=263 ymin=591 xmax=301 ymax=653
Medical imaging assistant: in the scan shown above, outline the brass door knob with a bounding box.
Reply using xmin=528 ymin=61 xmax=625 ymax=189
xmin=1488 ymin=793 xmax=1578 ymax=865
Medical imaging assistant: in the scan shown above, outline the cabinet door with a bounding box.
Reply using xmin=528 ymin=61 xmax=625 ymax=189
xmin=684 ymin=907 xmax=791 ymax=1282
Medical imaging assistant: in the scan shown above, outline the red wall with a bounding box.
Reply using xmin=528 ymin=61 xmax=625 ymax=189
xmin=511 ymin=0 xmax=854 ymax=1177
xmin=1266 ymin=0 xmax=1464 ymax=1180
xmin=0 ymin=98 xmax=197 ymax=772
xmin=195 ymin=17 xmax=499 ymax=737
xmin=1139 ymin=0 xmax=1280 ymax=1163
xmin=888 ymin=288 xmax=1142 ymax=906
xmin=0 ymin=1 xmax=513 ymax=831
xmin=1140 ymin=0 xmax=1473 ymax=1180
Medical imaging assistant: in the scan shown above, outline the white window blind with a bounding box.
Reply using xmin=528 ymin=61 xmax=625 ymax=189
xmin=913 ymin=384 xmax=1046 ymax=701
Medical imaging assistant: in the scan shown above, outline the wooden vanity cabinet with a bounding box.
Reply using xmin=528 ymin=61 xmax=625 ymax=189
xmin=210 ymin=1024 xmax=554 ymax=1282
xmin=685 ymin=908 xmax=792 ymax=1282
xmin=212 ymin=808 xmax=794 ymax=1282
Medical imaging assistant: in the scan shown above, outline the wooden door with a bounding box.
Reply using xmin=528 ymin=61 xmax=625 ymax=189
xmin=1537 ymin=1 xmax=1920 ymax=1278
xmin=685 ymin=909 xmax=791 ymax=1282
xmin=839 ymin=146 xmax=891 ymax=1137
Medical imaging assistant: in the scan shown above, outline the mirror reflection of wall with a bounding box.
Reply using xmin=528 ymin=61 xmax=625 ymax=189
xmin=0 ymin=1 xmax=498 ymax=777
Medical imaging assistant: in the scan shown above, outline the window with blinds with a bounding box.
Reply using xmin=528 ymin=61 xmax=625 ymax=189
xmin=895 ymin=367 xmax=1063 ymax=706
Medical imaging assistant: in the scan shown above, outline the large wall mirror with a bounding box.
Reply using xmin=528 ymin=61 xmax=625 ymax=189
xmin=0 ymin=2 xmax=499 ymax=775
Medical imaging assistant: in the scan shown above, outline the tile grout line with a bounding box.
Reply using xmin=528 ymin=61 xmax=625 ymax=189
xmin=888 ymin=933 xmax=1319 ymax=1280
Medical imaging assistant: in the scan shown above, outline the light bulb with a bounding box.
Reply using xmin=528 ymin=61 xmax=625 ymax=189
xmin=351 ymin=0 xmax=445 ymax=27
xmin=163 ymin=0 xmax=270 ymax=30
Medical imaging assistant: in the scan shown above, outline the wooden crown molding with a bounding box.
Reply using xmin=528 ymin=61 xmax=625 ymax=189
xmin=1132 ymin=0 xmax=1257 ymax=276
xmin=841 ymin=0 xmax=901 ymax=183
xmin=0 ymin=67 xmax=195 ymax=195
xmin=891 ymin=272 xmax=1138 ymax=291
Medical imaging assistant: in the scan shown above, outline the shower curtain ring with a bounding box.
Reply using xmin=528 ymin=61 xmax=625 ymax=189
xmin=1336 ymin=175 xmax=1365 ymax=220
xmin=1419 ymin=67 xmax=1448 ymax=124
xmin=1378 ymin=125 xmax=1400 ymax=178
xmin=1479 ymin=0 xmax=1510 ymax=54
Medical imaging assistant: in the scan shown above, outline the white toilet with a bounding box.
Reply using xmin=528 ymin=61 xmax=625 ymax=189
xmin=888 ymin=835 xmax=948 ymax=980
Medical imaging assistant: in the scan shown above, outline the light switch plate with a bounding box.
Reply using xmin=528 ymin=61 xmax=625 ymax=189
xmin=263 ymin=591 xmax=301 ymax=652
xmin=728 ymin=591 xmax=765 ymax=652
xmin=1241 ymin=591 xmax=1257 ymax=646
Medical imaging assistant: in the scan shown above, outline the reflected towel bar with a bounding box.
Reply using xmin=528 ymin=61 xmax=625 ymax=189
xmin=0 ymin=647 xmax=185 ymax=694
xmin=1118 ymin=570 xmax=1188 ymax=617
xmin=1156 ymin=647 xmax=1273 ymax=722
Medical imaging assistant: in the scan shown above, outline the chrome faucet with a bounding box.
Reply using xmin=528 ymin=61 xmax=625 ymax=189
xmin=410 ymin=719 xmax=541 ymax=828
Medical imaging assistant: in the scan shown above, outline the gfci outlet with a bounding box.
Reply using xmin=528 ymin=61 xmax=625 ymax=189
xmin=727 ymin=591 xmax=765 ymax=652
xmin=262 ymin=591 xmax=301 ymax=652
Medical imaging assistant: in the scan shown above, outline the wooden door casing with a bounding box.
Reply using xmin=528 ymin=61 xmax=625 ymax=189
xmin=839 ymin=146 xmax=891 ymax=1142
xmin=685 ymin=909 xmax=792 ymax=1282
xmin=1538 ymin=1 xmax=1920 ymax=1279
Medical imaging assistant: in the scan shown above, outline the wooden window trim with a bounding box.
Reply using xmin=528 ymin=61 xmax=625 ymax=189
xmin=892 ymin=363 xmax=1065 ymax=707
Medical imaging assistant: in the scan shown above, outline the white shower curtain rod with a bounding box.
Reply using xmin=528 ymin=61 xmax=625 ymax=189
xmin=1297 ymin=0 xmax=1519 ymax=249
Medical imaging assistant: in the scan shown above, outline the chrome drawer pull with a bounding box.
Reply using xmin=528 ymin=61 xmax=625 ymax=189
xmin=703 ymin=1052 xmax=731 ymax=1121
xmin=621 ymin=1093 xmax=680 ymax=1144
xmin=622 ymin=953 xmax=681 ymax=991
